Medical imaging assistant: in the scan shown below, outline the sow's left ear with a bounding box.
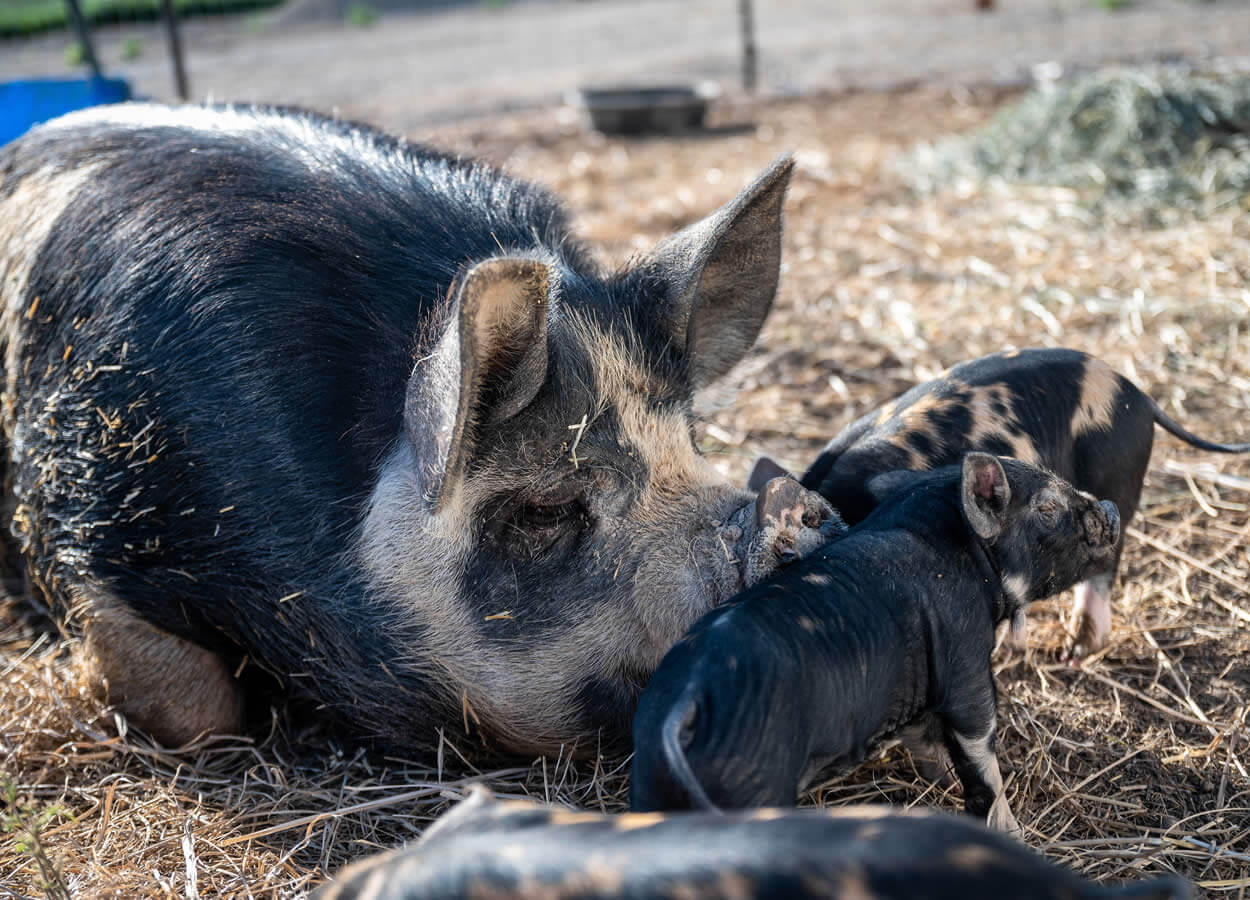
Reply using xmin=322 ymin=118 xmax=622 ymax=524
xmin=961 ymin=452 xmax=1011 ymax=541
xmin=404 ymin=257 xmax=550 ymax=512
xmin=644 ymin=155 xmax=795 ymax=390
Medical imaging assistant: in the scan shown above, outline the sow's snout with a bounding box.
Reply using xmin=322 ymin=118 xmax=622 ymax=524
xmin=732 ymin=476 xmax=844 ymax=586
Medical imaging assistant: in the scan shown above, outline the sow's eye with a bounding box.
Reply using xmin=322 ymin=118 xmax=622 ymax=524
xmin=486 ymin=488 xmax=590 ymax=558
xmin=517 ymin=497 xmax=584 ymax=530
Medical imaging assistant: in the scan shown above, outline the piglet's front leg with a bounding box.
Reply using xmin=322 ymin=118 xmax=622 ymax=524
xmin=1064 ymin=572 xmax=1115 ymax=663
xmin=945 ymin=723 xmax=1020 ymax=834
xmin=941 ymin=676 xmax=1022 ymax=836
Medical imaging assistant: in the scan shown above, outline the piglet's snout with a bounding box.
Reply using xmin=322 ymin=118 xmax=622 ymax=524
xmin=733 ymin=477 xmax=843 ymax=588
xmin=1100 ymin=500 xmax=1121 ymax=544
xmin=755 ymin=476 xmax=841 ymax=565
xmin=1084 ymin=499 xmax=1120 ymax=550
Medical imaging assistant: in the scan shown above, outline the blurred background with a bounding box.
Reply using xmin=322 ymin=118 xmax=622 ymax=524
xmin=1 ymin=0 xmax=1248 ymax=131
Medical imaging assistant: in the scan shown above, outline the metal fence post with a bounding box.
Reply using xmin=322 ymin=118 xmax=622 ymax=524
xmin=739 ymin=0 xmax=757 ymax=93
xmin=63 ymin=0 xmax=103 ymax=79
xmin=161 ymin=0 xmax=190 ymax=100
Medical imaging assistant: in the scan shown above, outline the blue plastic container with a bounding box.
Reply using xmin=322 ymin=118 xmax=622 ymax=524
xmin=0 ymin=76 xmax=132 ymax=147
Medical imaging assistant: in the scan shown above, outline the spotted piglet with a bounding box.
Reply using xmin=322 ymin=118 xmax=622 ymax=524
xmin=750 ymin=348 xmax=1250 ymax=660
xmin=315 ymin=786 xmax=1189 ymax=900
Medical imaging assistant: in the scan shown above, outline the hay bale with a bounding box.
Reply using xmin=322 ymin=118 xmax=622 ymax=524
xmin=905 ymin=67 xmax=1250 ymax=224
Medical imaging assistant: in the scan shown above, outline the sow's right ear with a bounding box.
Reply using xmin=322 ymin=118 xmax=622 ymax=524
xmin=645 ymin=155 xmax=795 ymax=391
xmin=404 ymin=258 xmax=550 ymax=512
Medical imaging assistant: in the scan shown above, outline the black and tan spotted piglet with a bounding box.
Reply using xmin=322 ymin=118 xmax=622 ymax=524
xmin=315 ymin=785 xmax=1189 ymax=900
xmin=750 ymin=348 xmax=1250 ymax=660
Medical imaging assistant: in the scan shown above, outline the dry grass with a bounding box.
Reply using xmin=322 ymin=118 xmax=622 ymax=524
xmin=3 ymin=84 xmax=1250 ymax=897
xmin=904 ymin=65 xmax=1250 ymax=226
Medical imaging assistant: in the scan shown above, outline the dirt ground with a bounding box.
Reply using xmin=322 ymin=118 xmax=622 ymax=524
xmin=2 ymin=84 xmax=1250 ymax=897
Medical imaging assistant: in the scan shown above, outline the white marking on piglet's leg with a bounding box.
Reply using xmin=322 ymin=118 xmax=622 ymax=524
xmin=1000 ymin=573 xmax=1030 ymax=648
xmin=954 ymin=730 xmax=1021 ymax=836
xmin=1001 ymin=572 xmax=1030 ymax=606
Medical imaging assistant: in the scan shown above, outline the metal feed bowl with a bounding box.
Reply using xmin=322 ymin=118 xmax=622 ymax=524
xmin=573 ymin=84 xmax=717 ymax=136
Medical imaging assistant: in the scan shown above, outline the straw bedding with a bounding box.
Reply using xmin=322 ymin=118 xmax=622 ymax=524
xmin=2 ymin=79 xmax=1248 ymax=897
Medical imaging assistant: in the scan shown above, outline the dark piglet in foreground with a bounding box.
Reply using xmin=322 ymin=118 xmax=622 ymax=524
xmin=750 ymin=348 xmax=1250 ymax=660
xmin=314 ymin=786 xmax=1189 ymax=900
xmin=632 ymin=454 xmax=1120 ymax=829
xmin=0 ymin=105 xmax=840 ymax=754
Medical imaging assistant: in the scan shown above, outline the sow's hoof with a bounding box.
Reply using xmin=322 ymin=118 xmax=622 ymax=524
xmin=314 ymin=786 xmax=1191 ymax=900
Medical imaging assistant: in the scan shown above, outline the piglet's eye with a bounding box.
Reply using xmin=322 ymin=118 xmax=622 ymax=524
xmin=1036 ymin=500 xmax=1062 ymax=526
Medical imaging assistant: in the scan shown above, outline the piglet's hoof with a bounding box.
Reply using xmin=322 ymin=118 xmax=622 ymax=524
xmin=987 ymin=795 xmax=1022 ymax=837
xmin=1008 ymin=608 xmax=1029 ymax=650
xmin=1062 ymin=630 xmax=1093 ymax=667
xmin=1062 ymin=611 xmax=1108 ymax=666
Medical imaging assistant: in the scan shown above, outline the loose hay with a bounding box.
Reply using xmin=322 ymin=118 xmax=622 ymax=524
xmin=905 ymin=66 xmax=1250 ymax=226
xmin=3 ymin=84 xmax=1249 ymax=897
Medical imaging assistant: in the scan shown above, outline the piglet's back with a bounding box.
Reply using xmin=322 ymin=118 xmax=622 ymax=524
xmin=315 ymin=799 xmax=1190 ymax=900
xmin=630 ymin=509 xmax=961 ymax=812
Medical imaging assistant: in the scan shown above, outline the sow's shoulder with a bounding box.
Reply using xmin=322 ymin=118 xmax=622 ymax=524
xmin=315 ymin=794 xmax=1190 ymax=900
xmin=0 ymin=104 xmax=586 ymax=662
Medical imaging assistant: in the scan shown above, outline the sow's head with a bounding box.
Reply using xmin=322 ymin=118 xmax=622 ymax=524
xmin=360 ymin=156 xmax=840 ymax=754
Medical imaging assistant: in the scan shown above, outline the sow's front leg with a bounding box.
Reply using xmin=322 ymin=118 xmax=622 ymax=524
xmin=78 ymin=588 xmax=244 ymax=746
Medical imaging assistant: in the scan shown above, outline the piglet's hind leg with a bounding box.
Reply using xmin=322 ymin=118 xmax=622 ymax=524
xmin=899 ymin=716 xmax=957 ymax=788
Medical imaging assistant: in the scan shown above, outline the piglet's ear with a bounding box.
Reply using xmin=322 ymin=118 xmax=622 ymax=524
xmin=420 ymin=783 xmax=498 ymax=844
xmin=746 ymin=454 xmax=793 ymax=492
xmin=405 ymin=258 xmax=550 ymax=512
xmin=646 ymin=155 xmax=794 ymax=390
xmin=961 ymin=452 xmax=1012 ymax=541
